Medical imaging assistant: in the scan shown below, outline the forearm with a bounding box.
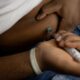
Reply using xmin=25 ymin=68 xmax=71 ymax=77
xmin=0 ymin=14 xmax=58 ymax=53
xmin=0 ymin=51 xmax=34 ymax=80
xmin=57 ymin=58 xmax=80 ymax=76
xmin=35 ymin=41 xmax=80 ymax=76
xmin=66 ymin=61 xmax=80 ymax=76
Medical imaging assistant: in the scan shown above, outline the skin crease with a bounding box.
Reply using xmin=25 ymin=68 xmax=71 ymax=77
xmin=36 ymin=39 xmax=80 ymax=76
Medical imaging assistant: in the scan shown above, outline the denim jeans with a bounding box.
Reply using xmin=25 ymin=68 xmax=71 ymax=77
xmin=27 ymin=71 xmax=80 ymax=80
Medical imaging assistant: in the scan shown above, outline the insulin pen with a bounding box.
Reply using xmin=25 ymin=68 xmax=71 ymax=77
xmin=65 ymin=25 xmax=80 ymax=62
xmin=65 ymin=48 xmax=80 ymax=62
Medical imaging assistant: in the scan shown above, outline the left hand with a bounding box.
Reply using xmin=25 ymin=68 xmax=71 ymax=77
xmin=37 ymin=0 xmax=80 ymax=31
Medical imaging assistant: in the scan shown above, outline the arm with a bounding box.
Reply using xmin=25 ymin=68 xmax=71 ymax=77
xmin=36 ymin=40 xmax=80 ymax=76
xmin=0 ymin=14 xmax=58 ymax=53
xmin=37 ymin=0 xmax=80 ymax=31
xmin=0 ymin=52 xmax=33 ymax=80
xmin=55 ymin=31 xmax=80 ymax=48
xmin=1 ymin=40 xmax=80 ymax=79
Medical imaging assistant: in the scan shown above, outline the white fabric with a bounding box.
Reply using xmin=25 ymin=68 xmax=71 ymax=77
xmin=0 ymin=0 xmax=42 ymax=34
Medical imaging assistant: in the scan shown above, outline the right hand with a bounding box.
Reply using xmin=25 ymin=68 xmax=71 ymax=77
xmin=37 ymin=0 xmax=80 ymax=31
xmin=55 ymin=31 xmax=80 ymax=49
xmin=36 ymin=40 xmax=80 ymax=76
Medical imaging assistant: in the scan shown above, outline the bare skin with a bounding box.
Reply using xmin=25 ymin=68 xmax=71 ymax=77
xmin=1 ymin=0 xmax=80 ymax=79
xmin=36 ymin=40 xmax=80 ymax=76
xmin=0 ymin=52 xmax=33 ymax=80
xmin=55 ymin=31 xmax=80 ymax=48
xmin=0 ymin=0 xmax=58 ymax=53
xmin=1 ymin=40 xmax=80 ymax=80
xmin=37 ymin=0 xmax=80 ymax=31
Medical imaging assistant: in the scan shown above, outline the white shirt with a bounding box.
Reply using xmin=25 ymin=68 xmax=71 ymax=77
xmin=0 ymin=0 xmax=42 ymax=34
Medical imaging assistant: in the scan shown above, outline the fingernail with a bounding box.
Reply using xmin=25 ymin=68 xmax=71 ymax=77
xmin=54 ymin=34 xmax=62 ymax=41
xmin=57 ymin=36 xmax=62 ymax=41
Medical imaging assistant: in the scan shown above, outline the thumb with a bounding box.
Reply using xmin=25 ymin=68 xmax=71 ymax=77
xmin=59 ymin=18 xmax=74 ymax=31
xmin=37 ymin=0 xmax=62 ymax=20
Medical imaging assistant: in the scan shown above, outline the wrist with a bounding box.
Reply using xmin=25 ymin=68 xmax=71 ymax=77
xmin=35 ymin=46 xmax=46 ymax=72
xmin=29 ymin=45 xmax=48 ymax=74
xmin=35 ymin=43 xmax=51 ymax=71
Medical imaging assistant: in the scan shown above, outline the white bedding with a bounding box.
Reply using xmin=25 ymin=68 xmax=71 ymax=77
xmin=0 ymin=0 xmax=42 ymax=34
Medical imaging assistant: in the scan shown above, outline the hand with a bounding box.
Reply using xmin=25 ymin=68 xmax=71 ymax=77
xmin=37 ymin=0 xmax=80 ymax=31
xmin=37 ymin=0 xmax=62 ymax=20
xmin=36 ymin=40 xmax=80 ymax=76
xmin=55 ymin=31 xmax=80 ymax=49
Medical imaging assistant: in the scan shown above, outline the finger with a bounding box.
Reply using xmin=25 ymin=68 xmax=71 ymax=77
xmin=57 ymin=31 xmax=76 ymax=41
xmin=64 ymin=41 xmax=80 ymax=48
xmin=60 ymin=33 xmax=74 ymax=41
xmin=54 ymin=34 xmax=64 ymax=47
xmin=62 ymin=35 xmax=80 ymax=48
xmin=58 ymin=35 xmax=80 ymax=48
xmin=55 ymin=31 xmax=75 ymax=47
xmin=58 ymin=31 xmax=73 ymax=36
xmin=54 ymin=31 xmax=70 ymax=41
xmin=58 ymin=30 xmax=67 ymax=34
xmin=58 ymin=38 xmax=80 ymax=48
xmin=37 ymin=0 xmax=62 ymax=20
